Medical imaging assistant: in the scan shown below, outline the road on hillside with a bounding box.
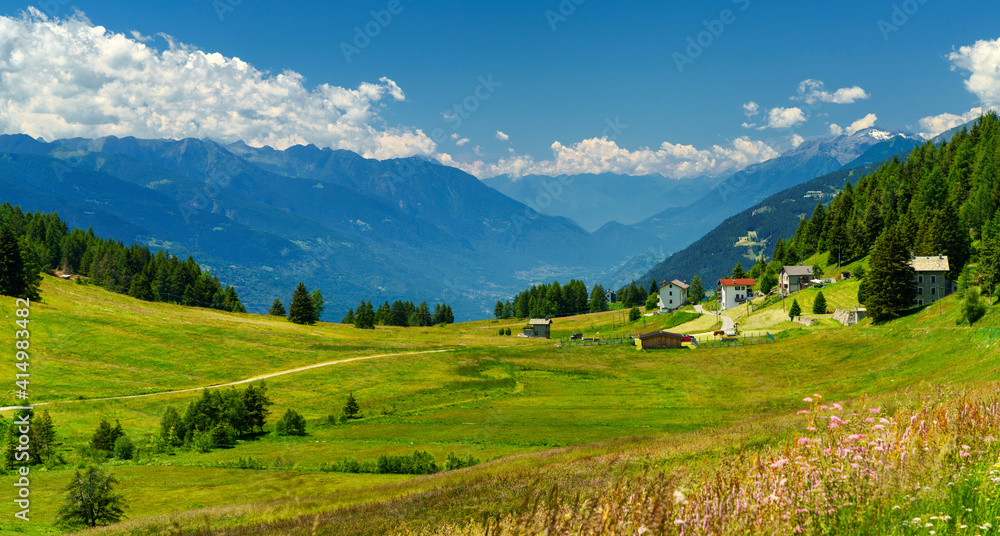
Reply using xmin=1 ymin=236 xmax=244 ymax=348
xmin=0 ymin=348 xmax=455 ymax=412
xmin=693 ymin=304 xmax=735 ymax=332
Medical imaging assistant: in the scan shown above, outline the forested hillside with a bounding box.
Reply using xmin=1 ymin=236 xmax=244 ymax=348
xmin=0 ymin=203 xmax=245 ymax=312
xmin=783 ymin=113 xmax=1000 ymax=282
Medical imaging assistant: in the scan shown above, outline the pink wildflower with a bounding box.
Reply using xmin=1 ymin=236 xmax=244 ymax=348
xmin=832 ymin=403 xmax=843 ymax=410
xmin=873 ymin=424 xmax=884 ymax=430
xmin=803 ymin=397 xmax=813 ymax=403
xmin=797 ymin=437 xmax=810 ymax=445
xmin=865 ymin=417 xmax=875 ymax=423
xmin=814 ymin=393 xmax=822 ymax=399
xmin=821 ymin=448 xmax=832 ymax=455
xmin=797 ymin=410 xmax=810 ymax=415
xmin=820 ymin=405 xmax=830 ymax=410
xmin=869 ymin=408 xmax=880 ymax=414
xmin=807 ymin=426 xmax=817 ymax=432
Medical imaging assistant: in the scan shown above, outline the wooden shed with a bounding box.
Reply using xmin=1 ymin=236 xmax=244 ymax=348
xmin=635 ymin=330 xmax=687 ymax=350
xmin=523 ymin=318 xmax=552 ymax=338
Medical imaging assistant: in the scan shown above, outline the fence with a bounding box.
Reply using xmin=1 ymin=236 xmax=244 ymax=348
xmin=558 ymin=336 xmax=634 ymax=348
xmin=692 ymin=331 xmax=775 ymax=349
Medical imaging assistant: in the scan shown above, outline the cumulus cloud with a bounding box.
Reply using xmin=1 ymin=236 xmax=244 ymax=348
xmin=761 ymin=107 xmax=807 ymax=129
xmin=0 ymin=9 xmax=435 ymax=159
xmin=794 ymin=79 xmax=870 ymax=104
xmin=446 ymin=136 xmax=780 ymax=179
xmin=948 ymin=38 xmax=1000 ymax=110
xmin=743 ymin=101 xmax=760 ymax=118
xmin=495 ymin=130 xmax=509 ymax=141
xmin=828 ymin=123 xmax=844 ymax=136
xmin=790 ymin=134 xmax=805 ymax=148
xmin=845 ymin=113 xmax=878 ymax=135
xmin=741 ymin=122 xmax=756 ymax=129
xmin=917 ymin=107 xmax=983 ymax=139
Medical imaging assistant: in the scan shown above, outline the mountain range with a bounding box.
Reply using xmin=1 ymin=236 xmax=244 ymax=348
xmin=0 ymin=135 xmax=665 ymax=319
xmin=0 ymin=126 xmax=924 ymax=319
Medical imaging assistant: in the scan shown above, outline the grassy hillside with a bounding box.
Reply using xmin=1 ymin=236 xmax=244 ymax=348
xmin=1 ymin=275 xmax=999 ymax=535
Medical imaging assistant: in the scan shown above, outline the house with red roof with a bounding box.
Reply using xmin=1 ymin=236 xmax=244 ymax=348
xmin=718 ymin=278 xmax=755 ymax=311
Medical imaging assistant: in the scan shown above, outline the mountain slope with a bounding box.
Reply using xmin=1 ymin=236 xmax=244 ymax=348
xmin=631 ymin=128 xmax=919 ymax=253
xmin=481 ymin=172 xmax=720 ymax=232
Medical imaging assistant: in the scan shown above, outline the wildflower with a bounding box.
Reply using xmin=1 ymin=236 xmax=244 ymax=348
xmin=832 ymin=403 xmax=843 ymax=410
xmin=673 ymin=490 xmax=686 ymax=504
xmin=814 ymin=393 xmax=822 ymax=398
xmin=638 ymin=526 xmax=649 ymax=534
xmin=803 ymin=397 xmax=813 ymax=403
xmin=873 ymin=424 xmax=885 ymax=430
xmin=797 ymin=438 xmax=810 ymax=445
xmin=673 ymin=519 xmax=685 ymax=525
xmin=807 ymin=427 xmax=817 ymax=432
xmin=927 ymin=523 xmax=934 ymax=527
xmin=866 ymin=417 xmax=876 ymax=422
xmin=820 ymin=405 xmax=830 ymax=410
xmin=892 ymin=505 xmax=901 ymax=510
xmin=797 ymin=410 xmax=810 ymax=415
xmin=869 ymin=408 xmax=880 ymax=413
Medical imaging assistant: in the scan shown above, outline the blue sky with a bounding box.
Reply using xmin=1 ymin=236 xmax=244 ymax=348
xmin=2 ymin=0 xmax=999 ymax=178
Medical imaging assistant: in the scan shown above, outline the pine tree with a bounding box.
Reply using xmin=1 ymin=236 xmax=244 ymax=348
xmin=589 ymin=284 xmax=608 ymax=312
xmin=287 ymin=282 xmax=316 ymax=325
xmin=310 ymin=290 xmax=325 ymax=322
xmin=812 ymin=291 xmax=827 ymax=314
xmin=732 ymin=263 xmax=745 ymax=279
xmin=649 ymin=280 xmax=659 ymax=296
xmin=343 ymin=393 xmax=360 ymax=419
xmin=268 ymin=298 xmax=286 ymax=317
xmin=342 ymin=308 xmax=355 ymax=324
xmin=55 ymin=466 xmax=127 ymax=528
xmin=687 ymin=276 xmax=705 ymax=304
xmin=354 ymin=301 xmax=375 ymax=329
xmin=0 ymin=226 xmax=38 ymax=299
xmin=866 ymin=225 xmax=917 ymax=321
xmin=494 ymin=300 xmax=504 ymax=318
xmin=788 ymin=299 xmax=802 ymax=319
xmin=241 ymin=382 xmax=273 ymax=434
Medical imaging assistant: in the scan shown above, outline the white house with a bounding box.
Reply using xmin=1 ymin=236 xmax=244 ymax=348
xmin=657 ymin=279 xmax=689 ymax=312
xmin=779 ymin=265 xmax=813 ymax=296
xmin=718 ymin=278 xmax=755 ymax=311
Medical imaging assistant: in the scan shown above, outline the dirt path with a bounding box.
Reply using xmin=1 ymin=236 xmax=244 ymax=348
xmin=0 ymin=348 xmax=455 ymax=412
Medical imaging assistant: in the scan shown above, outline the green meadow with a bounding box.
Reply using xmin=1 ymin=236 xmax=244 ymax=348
xmin=0 ymin=275 xmax=998 ymax=535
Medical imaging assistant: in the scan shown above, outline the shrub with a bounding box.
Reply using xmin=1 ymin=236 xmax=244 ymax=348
xmin=275 ymin=409 xmax=307 ymax=436
xmin=112 ymin=436 xmax=134 ymax=461
xmin=342 ymin=393 xmax=360 ymax=419
xmin=628 ymin=306 xmax=641 ymax=322
xmin=498 ymin=327 xmax=504 ymax=336
xmin=644 ymin=294 xmax=658 ymax=311
xmin=958 ymin=286 xmax=987 ymax=325
xmin=505 ymin=327 xmax=511 ymax=336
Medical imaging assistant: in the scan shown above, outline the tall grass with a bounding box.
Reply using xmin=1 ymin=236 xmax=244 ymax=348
xmin=408 ymin=385 xmax=1000 ymax=535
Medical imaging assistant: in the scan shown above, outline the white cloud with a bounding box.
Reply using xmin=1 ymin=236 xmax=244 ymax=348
xmin=795 ymin=79 xmax=870 ymax=104
xmin=828 ymin=123 xmax=844 ymax=136
xmin=917 ymin=107 xmax=983 ymax=139
xmin=495 ymin=130 xmax=509 ymax=141
xmin=790 ymin=134 xmax=804 ymax=147
xmin=455 ymin=138 xmax=470 ymax=146
xmin=0 ymin=9 xmax=435 ymax=159
xmin=845 ymin=113 xmax=878 ymax=135
xmin=741 ymin=122 xmax=756 ymax=129
xmin=743 ymin=101 xmax=760 ymax=118
xmin=448 ymin=136 xmax=779 ymax=179
xmin=948 ymin=38 xmax=1000 ymax=110
xmin=761 ymin=107 xmax=807 ymax=129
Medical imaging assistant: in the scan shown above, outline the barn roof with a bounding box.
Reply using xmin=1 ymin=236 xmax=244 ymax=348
xmin=637 ymin=330 xmax=686 ymax=340
xmin=527 ymin=318 xmax=552 ymax=325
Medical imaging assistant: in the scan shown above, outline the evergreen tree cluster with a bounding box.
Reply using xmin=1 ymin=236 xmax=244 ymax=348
xmin=616 ymin=280 xmax=648 ymax=308
xmin=159 ymin=383 xmax=273 ymax=452
xmin=0 ymin=204 xmax=245 ymax=312
xmin=342 ymin=299 xmax=454 ymax=327
xmin=507 ymin=279 xmax=591 ymax=318
xmin=1 ymin=409 xmax=56 ymax=469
